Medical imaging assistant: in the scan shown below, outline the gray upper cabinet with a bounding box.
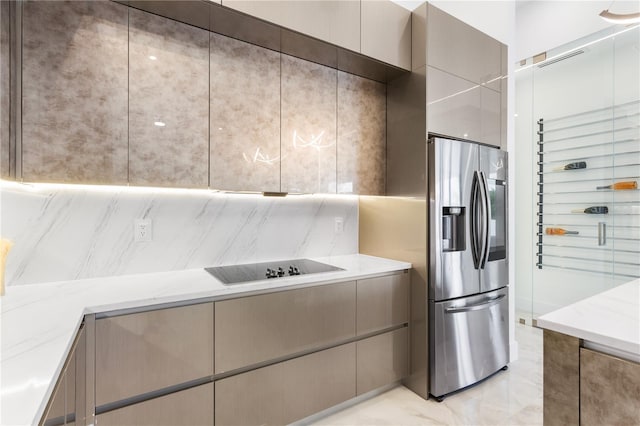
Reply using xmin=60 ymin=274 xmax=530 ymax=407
xmin=361 ymin=0 xmax=411 ymax=70
xmin=128 ymin=9 xmax=210 ymax=188
xmin=221 ymin=0 xmax=360 ymax=52
xmin=426 ymin=3 xmax=502 ymax=88
xmin=21 ymin=1 xmax=129 ymax=184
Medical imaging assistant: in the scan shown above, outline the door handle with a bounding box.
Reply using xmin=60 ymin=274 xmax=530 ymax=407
xmin=479 ymin=171 xmax=491 ymax=268
xmin=470 ymin=171 xmax=481 ymax=269
xmin=444 ymin=294 xmax=506 ymax=314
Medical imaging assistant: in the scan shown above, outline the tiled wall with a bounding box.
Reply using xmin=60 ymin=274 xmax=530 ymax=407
xmin=19 ymin=0 xmax=387 ymax=195
xmin=1 ymin=183 xmax=358 ymax=286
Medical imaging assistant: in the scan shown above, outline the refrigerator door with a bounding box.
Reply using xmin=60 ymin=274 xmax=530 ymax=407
xmin=429 ymin=286 xmax=509 ymax=398
xmin=479 ymin=147 xmax=509 ymax=292
xmin=429 ymin=138 xmax=480 ymax=301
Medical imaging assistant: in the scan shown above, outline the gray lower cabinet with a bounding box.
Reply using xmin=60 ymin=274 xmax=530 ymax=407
xmin=215 ymin=282 xmax=356 ymax=373
xmin=356 ymin=327 xmax=408 ymax=395
xmin=95 ymin=303 xmax=214 ymax=406
xmin=580 ymin=348 xmax=640 ymax=425
xmin=42 ymin=327 xmax=83 ymax=426
xmin=96 ymin=383 xmax=214 ymax=426
xmin=356 ymin=272 xmax=409 ymax=335
xmin=215 ymin=343 xmax=356 ymax=426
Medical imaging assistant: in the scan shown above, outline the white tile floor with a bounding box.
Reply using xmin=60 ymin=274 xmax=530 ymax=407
xmin=310 ymin=323 xmax=543 ymax=425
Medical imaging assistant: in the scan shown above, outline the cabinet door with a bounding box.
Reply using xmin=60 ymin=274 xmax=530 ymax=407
xmin=21 ymin=1 xmax=128 ymax=184
xmin=221 ymin=0 xmax=360 ymax=52
xmin=215 ymin=343 xmax=356 ymax=426
xmin=95 ymin=303 xmax=214 ymax=406
xmin=96 ymin=383 xmax=214 ymax=426
xmin=426 ymin=3 xmax=501 ymax=88
xmin=427 ymin=66 xmax=481 ymax=141
xmin=128 ymin=8 xmax=209 ymax=188
xmin=215 ymin=282 xmax=356 ymax=373
xmin=356 ymin=272 xmax=409 ymax=335
xmin=580 ymin=348 xmax=640 ymax=425
xmin=481 ymin=87 xmax=501 ymax=147
xmin=361 ymin=0 xmax=411 ymax=70
xmin=356 ymin=327 xmax=408 ymax=395
xmin=337 ymin=71 xmax=386 ymax=195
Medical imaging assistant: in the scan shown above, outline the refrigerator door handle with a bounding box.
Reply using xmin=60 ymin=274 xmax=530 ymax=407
xmin=479 ymin=171 xmax=491 ymax=269
xmin=444 ymin=294 xmax=506 ymax=313
xmin=470 ymin=171 xmax=481 ymax=269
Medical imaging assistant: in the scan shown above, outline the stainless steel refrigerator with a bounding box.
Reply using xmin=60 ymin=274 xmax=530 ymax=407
xmin=428 ymin=136 xmax=509 ymax=399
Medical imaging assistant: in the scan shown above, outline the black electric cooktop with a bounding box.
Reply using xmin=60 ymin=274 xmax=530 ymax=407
xmin=204 ymin=259 xmax=344 ymax=285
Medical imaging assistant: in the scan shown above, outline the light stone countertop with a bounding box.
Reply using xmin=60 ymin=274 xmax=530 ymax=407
xmin=537 ymin=278 xmax=640 ymax=360
xmin=0 ymin=254 xmax=410 ymax=426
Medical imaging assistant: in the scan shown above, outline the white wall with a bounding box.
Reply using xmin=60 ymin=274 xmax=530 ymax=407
xmin=516 ymin=0 xmax=640 ymax=61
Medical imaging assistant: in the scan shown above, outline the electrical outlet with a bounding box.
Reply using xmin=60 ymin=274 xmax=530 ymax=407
xmin=334 ymin=217 xmax=344 ymax=234
xmin=134 ymin=218 xmax=152 ymax=242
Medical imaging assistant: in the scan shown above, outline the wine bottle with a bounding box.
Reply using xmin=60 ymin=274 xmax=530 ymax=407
xmin=596 ymin=181 xmax=638 ymax=190
xmin=553 ymin=161 xmax=587 ymax=171
xmin=545 ymin=227 xmax=579 ymax=235
xmin=571 ymin=206 xmax=608 ymax=214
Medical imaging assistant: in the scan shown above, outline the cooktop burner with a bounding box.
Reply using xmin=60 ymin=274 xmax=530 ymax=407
xmin=204 ymin=259 xmax=344 ymax=285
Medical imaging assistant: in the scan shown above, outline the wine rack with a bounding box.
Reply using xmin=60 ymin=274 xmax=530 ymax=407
xmin=536 ymin=100 xmax=640 ymax=278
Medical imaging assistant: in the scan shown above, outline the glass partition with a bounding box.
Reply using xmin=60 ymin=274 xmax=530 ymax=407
xmin=515 ymin=24 xmax=640 ymax=323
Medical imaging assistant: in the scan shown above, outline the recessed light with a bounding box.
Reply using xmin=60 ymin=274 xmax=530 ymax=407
xmin=463 ymin=133 xmax=469 ymax=138
xmin=149 ymin=55 xmax=157 ymax=60
xmin=154 ymin=121 xmax=166 ymax=127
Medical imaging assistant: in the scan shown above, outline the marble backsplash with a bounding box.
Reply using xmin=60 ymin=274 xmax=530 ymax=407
xmin=0 ymin=182 xmax=358 ymax=286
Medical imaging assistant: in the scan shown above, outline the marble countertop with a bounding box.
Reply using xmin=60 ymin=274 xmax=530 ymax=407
xmin=0 ymin=254 xmax=410 ymax=425
xmin=537 ymin=278 xmax=640 ymax=358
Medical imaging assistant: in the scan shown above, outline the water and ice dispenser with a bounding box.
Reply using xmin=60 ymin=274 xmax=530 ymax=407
xmin=442 ymin=207 xmax=465 ymax=252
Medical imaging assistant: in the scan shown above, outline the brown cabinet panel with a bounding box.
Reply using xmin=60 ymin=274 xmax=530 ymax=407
xmin=580 ymin=348 xmax=640 ymax=425
xmin=21 ymin=1 xmax=128 ymax=184
xmin=361 ymin=0 xmax=411 ymax=70
xmin=96 ymin=383 xmax=214 ymax=426
xmin=215 ymin=282 xmax=356 ymax=373
xmin=215 ymin=343 xmax=356 ymax=426
xmin=128 ymin=8 xmax=209 ymax=188
xmin=95 ymin=303 xmax=214 ymax=406
xmin=543 ymin=330 xmax=580 ymax=426
xmin=356 ymin=273 xmax=409 ymax=335
xmin=356 ymin=327 xmax=408 ymax=395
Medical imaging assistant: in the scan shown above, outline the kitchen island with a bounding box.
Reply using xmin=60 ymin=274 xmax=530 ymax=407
xmin=0 ymin=254 xmax=410 ymax=425
xmin=537 ymin=278 xmax=640 ymax=425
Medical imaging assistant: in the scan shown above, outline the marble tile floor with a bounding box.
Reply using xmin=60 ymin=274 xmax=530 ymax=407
xmin=310 ymin=323 xmax=543 ymax=425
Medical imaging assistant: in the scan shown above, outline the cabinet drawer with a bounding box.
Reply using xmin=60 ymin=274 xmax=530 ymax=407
xmin=215 ymin=343 xmax=356 ymax=426
xmin=95 ymin=303 xmax=214 ymax=405
xmin=215 ymin=282 xmax=356 ymax=373
xmin=357 ymin=273 xmax=409 ymax=335
xmin=356 ymin=327 xmax=408 ymax=395
xmin=96 ymin=383 xmax=214 ymax=426
xmin=580 ymin=348 xmax=640 ymax=425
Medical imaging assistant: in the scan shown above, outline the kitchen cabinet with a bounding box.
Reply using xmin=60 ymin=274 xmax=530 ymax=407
xmin=337 ymin=71 xmax=386 ymax=195
xmin=215 ymin=282 xmax=356 ymax=373
xmin=426 ymin=3 xmax=501 ymax=89
xmin=221 ymin=0 xmax=360 ymax=52
xmin=95 ymin=303 xmax=214 ymax=406
xmin=356 ymin=327 xmax=408 ymax=395
xmin=356 ymin=272 xmax=409 ymax=335
xmin=215 ymin=343 xmax=356 ymax=426
xmin=424 ymin=3 xmax=506 ymax=147
xmin=361 ymin=0 xmax=411 ymax=70
xmin=209 ymin=32 xmax=281 ymax=192
xmin=128 ymin=8 xmax=209 ymax=188
xmin=21 ymin=0 xmax=129 ymax=184
xmin=280 ymin=55 xmax=337 ymax=194
xmin=580 ymin=348 xmax=640 ymax=425
xmin=42 ymin=326 xmax=84 ymax=426
xmin=96 ymin=383 xmax=214 ymax=426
